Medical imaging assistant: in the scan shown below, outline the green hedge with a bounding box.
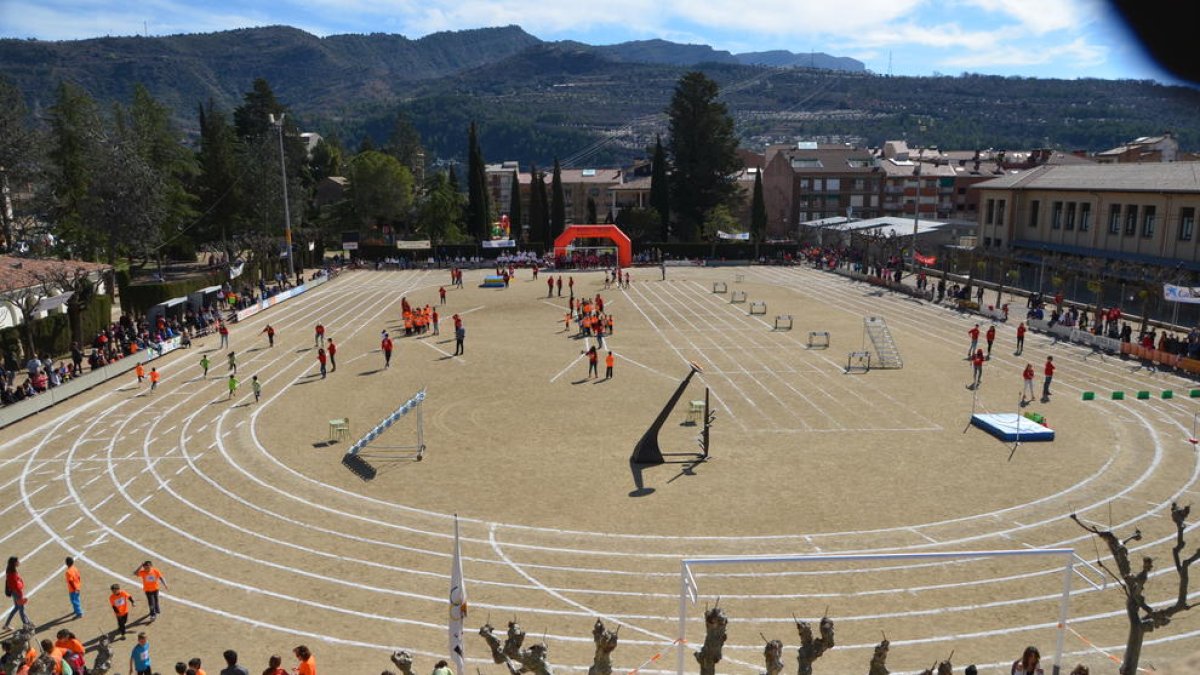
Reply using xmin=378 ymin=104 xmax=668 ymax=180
xmin=0 ymin=295 xmax=113 ymax=360
xmin=117 ymin=271 xmax=225 ymax=317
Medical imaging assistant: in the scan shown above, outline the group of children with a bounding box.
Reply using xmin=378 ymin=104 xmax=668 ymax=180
xmin=401 ymin=298 xmax=439 ymax=337
xmin=965 ymin=322 xmax=1056 ymax=402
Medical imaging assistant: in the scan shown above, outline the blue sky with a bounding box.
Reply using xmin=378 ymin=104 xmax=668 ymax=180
xmin=0 ymin=0 xmax=1174 ymax=82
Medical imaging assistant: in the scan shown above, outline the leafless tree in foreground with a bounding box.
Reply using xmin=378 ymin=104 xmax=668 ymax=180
xmin=1071 ymin=502 xmax=1200 ymax=674
xmin=480 ymin=620 xmax=553 ymax=675
xmin=693 ymin=605 xmax=727 ymax=675
xmin=588 ymin=618 xmax=618 ymax=675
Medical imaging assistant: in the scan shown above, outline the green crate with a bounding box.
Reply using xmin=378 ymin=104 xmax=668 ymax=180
xmin=1192 ymin=389 xmax=1200 ymax=398
xmin=1162 ymin=390 xmax=1174 ymax=399
xmin=1137 ymin=391 xmax=1150 ymax=400
xmin=1081 ymin=391 xmax=1096 ymax=400
xmin=1112 ymin=391 xmax=1125 ymax=400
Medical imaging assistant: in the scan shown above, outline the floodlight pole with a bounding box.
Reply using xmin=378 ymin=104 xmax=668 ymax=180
xmin=910 ymin=156 xmax=922 ymax=280
xmin=270 ymin=113 xmax=296 ymax=281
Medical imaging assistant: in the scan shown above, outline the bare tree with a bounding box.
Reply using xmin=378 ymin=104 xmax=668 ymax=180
xmin=2 ymin=280 xmax=48 ymax=359
xmin=693 ymin=605 xmax=727 ymax=675
xmin=1071 ymin=503 xmax=1200 ymax=674
xmin=479 ymin=621 xmax=553 ymax=675
xmin=39 ymin=265 xmax=97 ymax=346
xmin=795 ymin=616 xmax=835 ymax=675
xmin=867 ymin=637 xmax=890 ymax=675
xmin=389 ymin=650 xmax=416 ymax=675
xmin=762 ymin=639 xmax=784 ymax=675
xmin=588 ymin=618 xmax=618 ymax=675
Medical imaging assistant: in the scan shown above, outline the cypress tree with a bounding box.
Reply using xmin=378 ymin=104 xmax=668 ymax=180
xmin=750 ymin=169 xmax=767 ymax=245
xmin=550 ymin=158 xmax=565 ymax=236
xmin=509 ymin=171 xmax=523 ymax=242
xmin=650 ymin=135 xmax=670 ymax=240
xmin=465 ymin=121 xmax=490 ymax=240
xmin=527 ymin=163 xmax=546 ymax=246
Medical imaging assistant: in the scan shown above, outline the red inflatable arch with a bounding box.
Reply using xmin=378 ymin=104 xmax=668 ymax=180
xmin=552 ymin=224 xmax=632 ymax=269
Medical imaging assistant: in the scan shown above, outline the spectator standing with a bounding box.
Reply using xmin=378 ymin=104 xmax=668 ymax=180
xmin=454 ymin=323 xmax=465 ymax=356
xmin=133 ymin=560 xmax=168 ymax=621
xmin=1021 ymin=364 xmax=1035 ymax=404
xmin=327 ymin=339 xmax=337 ymax=372
xmin=293 ymin=645 xmax=316 ymax=675
xmin=1011 ymin=646 xmax=1044 ymax=675
xmin=382 ymin=334 xmax=394 ymax=369
xmin=314 ymin=324 xmax=325 ymax=348
xmin=3 ymin=556 xmax=32 ymax=630
xmin=1016 ymin=322 xmax=1027 ymax=355
xmin=64 ymin=556 xmax=83 ymax=619
xmin=220 ymin=649 xmax=250 ymax=675
xmin=985 ymin=325 xmax=996 ymax=358
xmin=971 ymin=349 xmax=985 ymax=387
xmin=967 ymin=324 xmax=980 ymax=358
xmin=108 ymin=583 xmax=134 ymax=639
xmin=218 ymin=321 xmax=229 ymax=349
xmin=130 ymin=632 xmax=152 ymax=675
xmin=260 ymin=654 xmax=286 ymax=675
xmin=1042 ymin=356 xmax=1055 ymax=401
xmin=317 ymin=348 xmax=327 ymax=379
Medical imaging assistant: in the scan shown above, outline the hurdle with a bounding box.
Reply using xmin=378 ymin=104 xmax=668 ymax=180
xmin=846 ymin=351 xmax=871 ymax=372
xmin=773 ymin=315 xmax=793 ymax=331
xmin=730 ymin=290 xmax=747 ymax=304
xmin=807 ymin=330 xmax=830 ymax=348
xmin=344 ymin=388 xmax=426 ymax=460
xmin=749 ymin=301 xmax=767 ymax=315
xmin=734 ymin=274 xmax=745 ymax=283
xmin=712 ymin=282 xmax=728 ymax=294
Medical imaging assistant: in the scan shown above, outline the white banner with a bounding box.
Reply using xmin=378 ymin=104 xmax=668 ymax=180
xmin=481 ymin=239 xmax=515 ymax=249
xmin=1164 ymin=284 xmax=1200 ymax=304
xmin=396 ymin=240 xmax=432 ymax=250
xmin=717 ymin=230 xmax=750 ymax=240
xmin=449 ymin=516 xmax=468 ymax=675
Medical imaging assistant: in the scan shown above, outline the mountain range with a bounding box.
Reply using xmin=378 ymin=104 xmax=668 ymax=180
xmin=3 ymin=25 xmax=1200 ymax=168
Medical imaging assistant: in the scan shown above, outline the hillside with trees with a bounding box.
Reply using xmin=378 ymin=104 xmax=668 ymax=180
xmin=3 ymin=25 xmax=1200 ymax=169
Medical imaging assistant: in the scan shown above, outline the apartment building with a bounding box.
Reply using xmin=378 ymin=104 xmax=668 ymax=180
xmin=761 ymin=143 xmax=883 ymax=240
xmin=975 ymin=162 xmax=1200 ymax=272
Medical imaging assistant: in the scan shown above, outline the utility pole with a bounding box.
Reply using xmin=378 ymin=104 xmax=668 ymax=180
xmin=269 ymin=113 xmax=296 ymax=281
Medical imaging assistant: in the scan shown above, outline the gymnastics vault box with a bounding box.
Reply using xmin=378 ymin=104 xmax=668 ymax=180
xmin=970 ymin=413 xmax=1055 ymax=442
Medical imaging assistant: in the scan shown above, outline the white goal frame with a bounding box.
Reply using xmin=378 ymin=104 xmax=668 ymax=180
xmin=677 ymin=549 xmax=1093 ymax=675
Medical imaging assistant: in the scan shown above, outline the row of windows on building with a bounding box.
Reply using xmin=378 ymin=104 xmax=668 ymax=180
xmin=986 ymin=199 xmax=1198 ymax=242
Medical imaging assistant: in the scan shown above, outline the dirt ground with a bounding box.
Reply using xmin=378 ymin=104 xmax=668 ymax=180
xmin=2 ymin=264 xmax=1198 ymax=675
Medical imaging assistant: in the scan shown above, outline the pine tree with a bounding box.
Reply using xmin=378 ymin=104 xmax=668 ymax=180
xmin=0 ymin=75 xmax=40 ymax=252
xmin=195 ymin=99 xmax=242 ymax=258
xmin=649 ymin=135 xmax=670 ymax=240
xmin=666 ymin=72 xmax=740 ymax=242
xmin=550 ymin=158 xmax=565 ymax=236
xmin=465 ymin=121 xmax=490 ymax=240
xmin=46 ymin=81 xmax=103 ymax=260
xmin=508 ymin=171 xmax=523 ymax=242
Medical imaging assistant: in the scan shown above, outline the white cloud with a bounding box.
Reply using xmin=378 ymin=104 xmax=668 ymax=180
xmin=959 ymin=0 xmax=1105 ymax=35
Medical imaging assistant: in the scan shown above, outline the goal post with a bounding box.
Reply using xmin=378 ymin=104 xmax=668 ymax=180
xmin=677 ymin=549 xmax=1081 ymax=675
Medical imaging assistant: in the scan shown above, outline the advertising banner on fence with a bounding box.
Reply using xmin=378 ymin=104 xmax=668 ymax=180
xmin=1164 ymin=284 xmax=1200 ymax=304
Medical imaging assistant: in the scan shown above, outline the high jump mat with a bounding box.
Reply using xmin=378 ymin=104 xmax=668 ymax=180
xmin=970 ymin=413 xmax=1055 ymax=442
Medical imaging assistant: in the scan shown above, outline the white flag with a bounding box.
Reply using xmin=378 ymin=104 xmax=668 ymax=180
xmin=449 ymin=515 xmax=468 ymax=674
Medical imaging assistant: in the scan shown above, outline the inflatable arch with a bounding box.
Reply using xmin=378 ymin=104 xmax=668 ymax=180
xmin=552 ymin=224 xmax=632 ymax=269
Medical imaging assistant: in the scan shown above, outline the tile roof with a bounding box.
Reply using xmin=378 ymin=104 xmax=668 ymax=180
xmin=974 ymin=162 xmax=1200 ymax=192
xmin=0 ymin=256 xmax=112 ymax=294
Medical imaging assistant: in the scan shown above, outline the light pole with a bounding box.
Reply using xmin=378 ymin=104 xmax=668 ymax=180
xmin=910 ymin=158 xmax=922 ymax=280
xmin=269 ymin=113 xmax=296 ymax=281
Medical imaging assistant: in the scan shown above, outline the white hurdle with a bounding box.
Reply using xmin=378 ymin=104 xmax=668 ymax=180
xmin=345 ymin=388 xmax=427 ymax=459
xmin=730 ymin=290 xmax=747 ymax=304
xmin=749 ymin=301 xmax=767 ymax=315
xmin=677 ymin=549 xmax=1087 ymax=675
xmin=807 ymin=330 xmax=830 ymax=348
